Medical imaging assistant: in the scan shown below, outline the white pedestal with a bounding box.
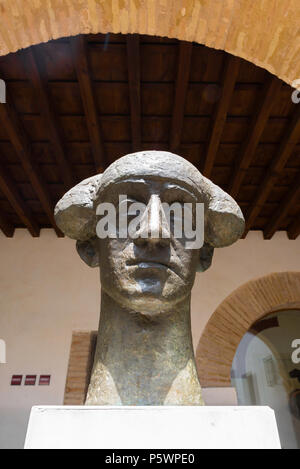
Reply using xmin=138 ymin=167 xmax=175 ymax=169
xmin=25 ymin=406 xmax=281 ymax=449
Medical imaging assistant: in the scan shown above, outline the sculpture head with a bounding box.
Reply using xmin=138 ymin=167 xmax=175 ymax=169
xmin=55 ymin=151 xmax=244 ymax=314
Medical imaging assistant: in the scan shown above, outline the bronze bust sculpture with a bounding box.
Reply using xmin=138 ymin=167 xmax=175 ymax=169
xmin=55 ymin=151 xmax=245 ymax=405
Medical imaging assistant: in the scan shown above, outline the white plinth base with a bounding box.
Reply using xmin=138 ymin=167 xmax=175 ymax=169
xmin=25 ymin=406 xmax=281 ymax=449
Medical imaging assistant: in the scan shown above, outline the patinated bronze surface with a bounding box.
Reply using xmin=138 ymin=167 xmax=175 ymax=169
xmin=55 ymin=151 xmax=245 ymax=405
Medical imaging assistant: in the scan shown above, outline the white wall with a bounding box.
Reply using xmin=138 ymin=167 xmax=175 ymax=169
xmin=0 ymin=229 xmax=299 ymax=448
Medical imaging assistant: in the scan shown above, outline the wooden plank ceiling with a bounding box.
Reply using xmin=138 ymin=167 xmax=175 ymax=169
xmin=0 ymin=33 xmax=299 ymax=239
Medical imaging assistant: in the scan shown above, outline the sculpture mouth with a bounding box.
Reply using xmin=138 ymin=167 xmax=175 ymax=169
xmin=127 ymin=259 xmax=170 ymax=269
xmin=135 ymin=261 xmax=168 ymax=269
xmin=126 ymin=259 xmax=183 ymax=280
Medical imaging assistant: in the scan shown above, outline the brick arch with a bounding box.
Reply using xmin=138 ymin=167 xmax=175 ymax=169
xmin=0 ymin=0 xmax=299 ymax=86
xmin=196 ymin=272 xmax=300 ymax=387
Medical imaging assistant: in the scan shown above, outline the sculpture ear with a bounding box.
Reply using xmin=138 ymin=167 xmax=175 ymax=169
xmin=76 ymin=237 xmax=99 ymax=268
xmin=205 ymin=182 xmax=245 ymax=248
xmin=54 ymin=174 xmax=102 ymax=241
xmin=197 ymin=243 xmax=214 ymax=272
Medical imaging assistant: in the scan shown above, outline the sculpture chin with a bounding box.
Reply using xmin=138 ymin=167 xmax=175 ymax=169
xmin=101 ymin=269 xmax=193 ymax=315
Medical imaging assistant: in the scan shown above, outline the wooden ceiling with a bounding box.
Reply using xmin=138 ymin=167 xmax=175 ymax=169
xmin=0 ymin=33 xmax=299 ymax=239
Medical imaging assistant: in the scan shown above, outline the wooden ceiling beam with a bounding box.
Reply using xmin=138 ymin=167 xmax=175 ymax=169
xmin=229 ymin=77 xmax=282 ymax=199
xmin=203 ymin=55 xmax=240 ymax=178
xmin=244 ymin=105 xmax=300 ymax=235
xmin=71 ymin=36 xmax=106 ymax=172
xmin=169 ymin=41 xmax=193 ymax=153
xmin=24 ymin=48 xmax=75 ymax=191
xmin=287 ymin=215 xmax=300 ymax=240
xmin=0 ymin=209 xmax=14 ymax=237
xmin=126 ymin=34 xmax=141 ymax=152
xmin=263 ymin=172 xmax=300 ymax=239
xmin=0 ymin=99 xmax=62 ymax=236
xmin=0 ymin=163 xmax=40 ymax=236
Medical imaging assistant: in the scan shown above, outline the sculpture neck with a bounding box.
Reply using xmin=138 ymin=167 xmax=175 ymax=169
xmin=85 ymin=292 xmax=203 ymax=405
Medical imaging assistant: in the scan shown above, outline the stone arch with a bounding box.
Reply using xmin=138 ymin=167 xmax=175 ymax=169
xmin=0 ymin=0 xmax=299 ymax=86
xmin=196 ymin=272 xmax=300 ymax=387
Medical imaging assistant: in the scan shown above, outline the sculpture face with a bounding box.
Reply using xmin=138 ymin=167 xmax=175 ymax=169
xmin=97 ymin=177 xmax=200 ymax=314
xmin=55 ymin=150 xmax=246 ymax=310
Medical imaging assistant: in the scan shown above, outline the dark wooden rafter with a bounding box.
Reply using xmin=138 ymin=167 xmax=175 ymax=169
xmin=23 ymin=47 xmax=75 ymax=191
xmin=263 ymin=172 xmax=300 ymax=239
xmin=0 ymin=209 xmax=14 ymax=237
xmin=245 ymin=105 xmax=300 ymax=235
xmin=287 ymin=214 xmax=300 ymax=240
xmin=229 ymin=76 xmax=282 ymax=199
xmin=203 ymin=55 xmax=240 ymax=178
xmin=169 ymin=41 xmax=193 ymax=153
xmin=0 ymin=33 xmax=298 ymax=238
xmin=0 ymin=163 xmax=40 ymax=236
xmin=0 ymin=98 xmax=62 ymax=236
xmin=126 ymin=34 xmax=141 ymax=152
xmin=70 ymin=36 xmax=106 ymax=172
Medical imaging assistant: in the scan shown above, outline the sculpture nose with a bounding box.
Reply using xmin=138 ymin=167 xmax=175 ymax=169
xmin=134 ymin=195 xmax=171 ymax=247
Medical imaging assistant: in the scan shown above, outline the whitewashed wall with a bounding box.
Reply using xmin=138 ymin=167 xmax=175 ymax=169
xmin=0 ymin=229 xmax=299 ymax=448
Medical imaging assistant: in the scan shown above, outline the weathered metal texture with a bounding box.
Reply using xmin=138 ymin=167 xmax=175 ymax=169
xmin=55 ymin=151 xmax=244 ymax=405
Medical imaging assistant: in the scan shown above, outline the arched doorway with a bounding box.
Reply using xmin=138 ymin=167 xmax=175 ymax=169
xmin=196 ymin=272 xmax=300 ymax=387
xmin=232 ymin=309 xmax=300 ymax=449
xmin=196 ymin=272 xmax=300 ymax=447
xmin=0 ymin=0 xmax=299 ymax=87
